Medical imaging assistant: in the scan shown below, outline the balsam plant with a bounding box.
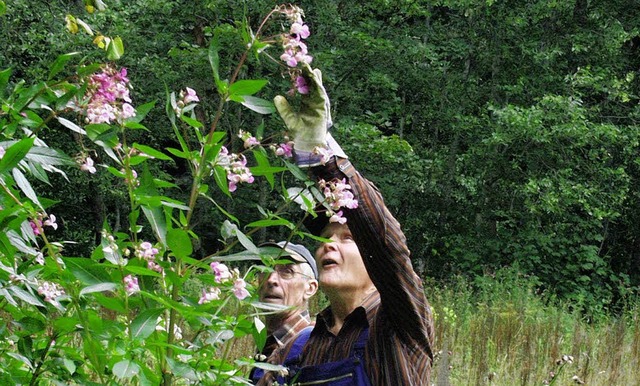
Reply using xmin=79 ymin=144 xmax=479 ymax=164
xmin=0 ymin=4 xmax=342 ymax=385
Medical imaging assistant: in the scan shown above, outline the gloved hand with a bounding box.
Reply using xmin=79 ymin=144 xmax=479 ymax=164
xmin=274 ymin=63 xmax=333 ymax=153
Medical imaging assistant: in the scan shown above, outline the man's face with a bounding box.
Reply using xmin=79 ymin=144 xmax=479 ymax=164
xmin=258 ymin=263 xmax=314 ymax=312
xmin=315 ymin=223 xmax=372 ymax=292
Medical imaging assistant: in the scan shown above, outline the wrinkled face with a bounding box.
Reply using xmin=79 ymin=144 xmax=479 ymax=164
xmin=258 ymin=263 xmax=315 ymax=314
xmin=315 ymin=223 xmax=373 ymax=292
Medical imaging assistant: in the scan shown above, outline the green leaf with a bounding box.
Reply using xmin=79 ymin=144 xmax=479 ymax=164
xmin=26 ymin=146 xmax=75 ymax=167
xmin=208 ymin=30 xmax=221 ymax=85
xmin=63 ymin=358 xmax=77 ymax=375
xmin=141 ymin=205 xmax=167 ymax=247
xmin=130 ymin=308 xmax=163 ymax=341
xmin=212 ymin=165 xmax=231 ymax=197
xmin=13 ymin=168 xmax=42 ymax=210
xmin=240 ymin=96 xmax=275 ymax=115
xmin=233 ymin=227 xmax=258 ymax=254
xmin=132 ymin=143 xmax=173 ymax=161
xmin=128 ymin=100 xmax=156 ymax=123
xmin=48 ymin=52 xmax=79 ymax=80
xmin=228 ymin=79 xmax=268 ymax=98
xmin=93 ymin=293 xmax=126 ymax=313
xmin=53 ymin=317 xmax=82 ymax=335
xmin=245 ymin=219 xmax=293 ymax=228
xmin=9 ymin=287 xmax=45 ymax=307
xmin=106 ymin=36 xmax=124 ymax=60
xmin=167 ymin=228 xmax=192 ymax=260
xmin=0 ymin=2 xmax=6 ymax=17
xmin=180 ymin=115 xmax=203 ymax=129
xmin=0 ymin=67 xmax=11 ymax=95
xmin=0 ymin=137 xmax=35 ymax=175
xmin=113 ymin=360 xmax=140 ymax=379
xmin=57 ymin=117 xmax=86 ymax=135
xmin=124 ymin=265 xmax=163 ymax=277
xmin=79 ymin=282 xmax=118 ymax=297
xmin=64 ymin=257 xmax=110 ymax=284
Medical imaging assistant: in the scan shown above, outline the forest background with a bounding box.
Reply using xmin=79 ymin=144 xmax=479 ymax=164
xmin=1 ymin=0 xmax=640 ymax=385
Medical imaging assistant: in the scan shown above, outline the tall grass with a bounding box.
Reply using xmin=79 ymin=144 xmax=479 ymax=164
xmin=428 ymin=268 xmax=640 ymax=385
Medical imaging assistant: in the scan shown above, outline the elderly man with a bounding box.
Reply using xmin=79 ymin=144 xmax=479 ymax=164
xmin=249 ymin=241 xmax=318 ymax=384
xmin=258 ymin=64 xmax=435 ymax=385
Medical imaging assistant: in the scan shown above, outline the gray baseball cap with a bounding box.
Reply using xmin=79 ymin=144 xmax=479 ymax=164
xmin=261 ymin=241 xmax=318 ymax=279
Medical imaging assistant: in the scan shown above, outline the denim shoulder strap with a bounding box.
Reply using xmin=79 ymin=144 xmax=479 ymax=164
xmin=284 ymin=325 xmax=314 ymax=363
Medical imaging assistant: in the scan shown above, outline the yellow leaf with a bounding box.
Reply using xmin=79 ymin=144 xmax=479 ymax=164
xmin=65 ymin=15 xmax=79 ymax=34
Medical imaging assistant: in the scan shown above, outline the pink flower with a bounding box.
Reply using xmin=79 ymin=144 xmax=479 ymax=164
xmin=275 ymin=142 xmax=293 ymax=158
xmin=280 ymin=49 xmax=298 ymax=68
xmin=295 ymin=76 xmax=309 ymax=94
xmin=211 ymin=262 xmax=232 ymax=283
xmin=30 ymin=220 xmax=42 ymax=236
xmin=329 ymin=210 xmax=347 ymax=224
xmin=123 ymin=274 xmax=140 ymax=295
xmin=233 ymin=279 xmax=250 ymax=300
xmin=317 ymin=178 xmax=359 ymax=223
xmin=43 ymin=214 xmax=58 ymax=230
xmin=198 ymin=287 xmax=221 ymax=304
xmin=80 ymin=156 xmax=97 ymax=174
xmin=291 ymin=22 xmax=310 ymax=39
xmin=184 ymin=87 xmax=199 ymax=103
xmin=83 ymin=65 xmax=135 ymax=124
xmin=243 ymin=136 xmax=260 ymax=149
xmin=37 ymin=281 xmax=65 ymax=303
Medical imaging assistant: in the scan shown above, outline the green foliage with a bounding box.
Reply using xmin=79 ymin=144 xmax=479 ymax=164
xmin=0 ymin=4 xmax=336 ymax=384
xmin=2 ymin=0 xmax=640 ymax=316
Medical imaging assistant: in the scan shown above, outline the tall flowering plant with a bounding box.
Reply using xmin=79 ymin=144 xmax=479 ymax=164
xmin=0 ymin=4 xmax=354 ymax=386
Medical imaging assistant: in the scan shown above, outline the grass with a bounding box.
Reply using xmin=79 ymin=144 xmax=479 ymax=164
xmin=226 ymin=268 xmax=639 ymax=385
xmin=428 ymin=269 xmax=640 ymax=385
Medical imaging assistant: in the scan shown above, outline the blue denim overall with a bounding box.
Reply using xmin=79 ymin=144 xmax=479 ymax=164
xmin=250 ymin=326 xmax=314 ymax=384
xmin=282 ymin=328 xmax=372 ymax=386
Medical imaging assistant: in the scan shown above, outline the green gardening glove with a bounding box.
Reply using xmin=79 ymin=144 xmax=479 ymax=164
xmin=274 ymin=64 xmax=333 ymax=158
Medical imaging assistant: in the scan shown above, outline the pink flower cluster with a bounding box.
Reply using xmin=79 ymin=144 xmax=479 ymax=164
xmin=211 ymin=261 xmax=232 ymax=283
xmin=202 ymin=262 xmax=250 ymax=302
xmin=318 ymin=178 xmax=359 ymax=224
xmin=84 ymin=65 xmax=136 ymax=124
xmin=172 ymin=87 xmax=200 ymax=115
xmin=273 ymin=141 xmax=293 ymax=158
xmin=277 ymin=5 xmax=313 ymax=95
xmin=37 ymin=281 xmax=65 ymax=304
xmin=123 ymin=274 xmax=140 ymax=295
xmin=215 ymin=146 xmax=254 ymax=192
xmin=279 ymin=11 xmax=312 ymax=68
xmin=30 ymin=214 xmax=58 ymax=236
xmin=198 ymin=286 xmax=221 ymax=304
xmin=238 ymin=130 xmax=260 ymax=149
xmin=137 ymin=241 xmax=163 ymax=273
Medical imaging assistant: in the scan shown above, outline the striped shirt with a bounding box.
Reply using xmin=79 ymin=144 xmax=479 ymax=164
xmin=301 ymin=157 xmax=434 ymax=385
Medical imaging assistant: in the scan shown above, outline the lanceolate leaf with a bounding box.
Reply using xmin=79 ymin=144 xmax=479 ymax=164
xmin=57 ymin=116 xmax=86 ymax=135
xmin=0 ymin=137 xmax=35 ymax=175
xmin=79 ymin=282 xmax=118 ymax=296
xmin=167 ymin=228 xmax=192 ymax=260
xmin=113 ymin=360 xmax=141 ymax=379
xmin=141 ymin=205 xmax=167 ymax=247
xmin=13 ymin=168 xmax=42 ymax=210
xmin=228 ymin=79 xmax=268 ymax=98
xmin=239 ymin=96 xmax=275 ymax=115
xmin=48 ymin=52 xmax=79 ymax=80
xmin=130 ymin=308 xmax=163 ymax=341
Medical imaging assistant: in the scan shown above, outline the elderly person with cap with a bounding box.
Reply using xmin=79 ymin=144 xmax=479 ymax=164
xmin=249 ymin=241 xmax=319 ymax=384
xmin=256 ymin=63 xmax=435 ymax=386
